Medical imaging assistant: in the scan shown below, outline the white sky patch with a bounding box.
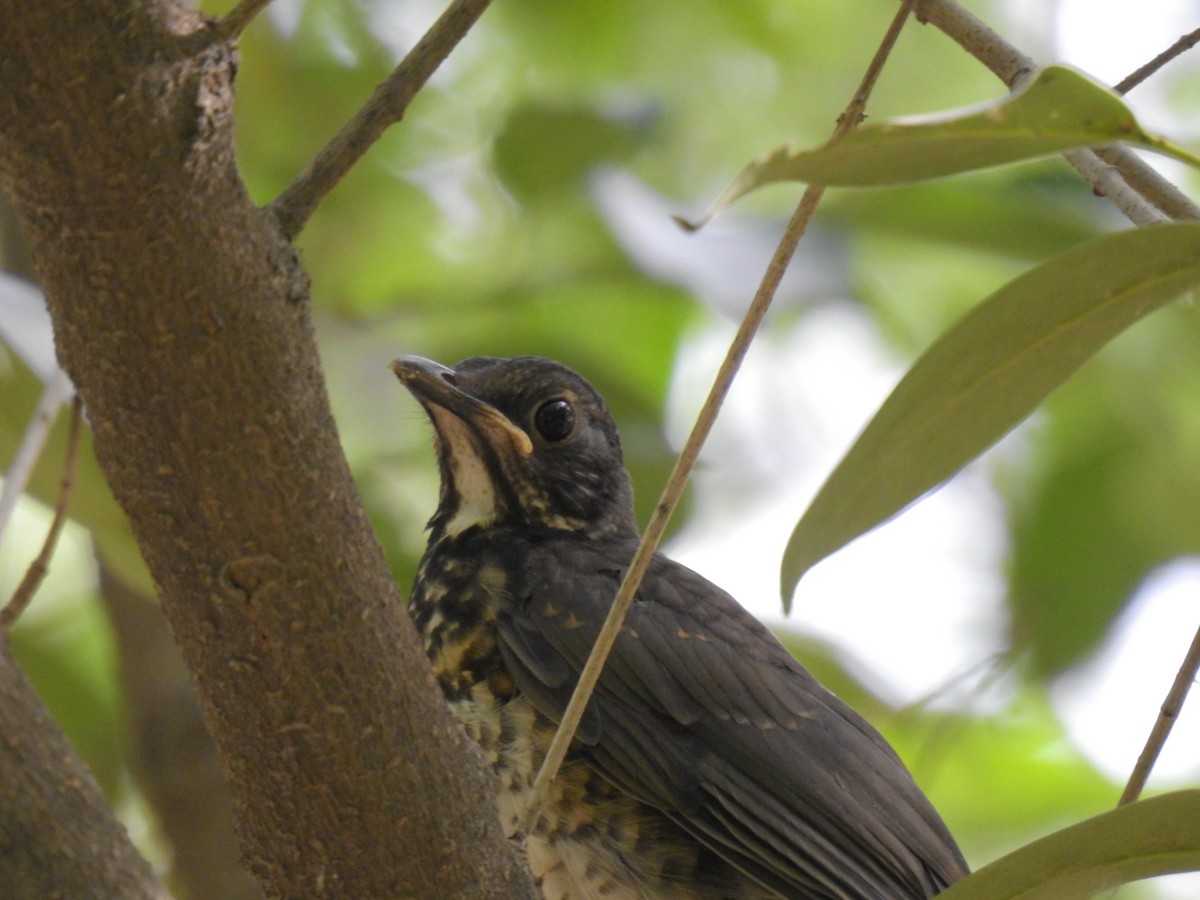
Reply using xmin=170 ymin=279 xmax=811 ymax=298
xmin=1051 ymin=560 xmax=1200 ymax=900
xmin=1052 ymin=558 xmax=1200 ymax=786
xmin=662 ymin=305 xmax=1010 ymax=707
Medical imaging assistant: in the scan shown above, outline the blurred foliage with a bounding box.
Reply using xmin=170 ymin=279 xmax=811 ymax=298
xmin=1008 ymin=308 xmax=1200 ymax=678
xmin=783 ymin=223 xmax=1200 ymax=595
xmin=687 ymin=64 xmax=1198 ymax=220
xmin=3 ymin=0 xmax=1200 ymax=895
xmin=9 ymin=585 xmax=124 ymax=793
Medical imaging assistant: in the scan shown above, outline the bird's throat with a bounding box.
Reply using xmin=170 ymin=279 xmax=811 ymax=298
xmin=431 ymin=406 xmax=501 ymax=537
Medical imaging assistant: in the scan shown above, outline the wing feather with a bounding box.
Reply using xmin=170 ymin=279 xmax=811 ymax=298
xmin=497 ymin=535 xmax=967 ymax=898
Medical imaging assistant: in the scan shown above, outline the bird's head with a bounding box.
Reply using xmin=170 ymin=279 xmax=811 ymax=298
xmin=391 ymin=355 xmax=638 ymax=542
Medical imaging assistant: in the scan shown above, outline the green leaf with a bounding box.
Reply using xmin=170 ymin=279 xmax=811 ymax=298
xmin=684 ymin=66 xmax=1200 ymax=228
xmin=781 ymin=223 xmax=1200 ymax=603
xmin=937 ymin=791 xmax=1200 ymax=900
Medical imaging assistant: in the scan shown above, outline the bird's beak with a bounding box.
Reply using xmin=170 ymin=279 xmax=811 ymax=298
xmin=390 ymin=356 xmax=534 ymax=457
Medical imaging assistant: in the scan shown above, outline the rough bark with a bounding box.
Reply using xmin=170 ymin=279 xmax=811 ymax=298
xmin=0 ymin=1 xmax=536 ymax=897
xmin=0 ymin=643 xmax=169 ymax=899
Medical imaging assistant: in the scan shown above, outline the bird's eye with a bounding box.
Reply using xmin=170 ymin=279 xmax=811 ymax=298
xmin=534 ymin=399 xmax=575 ymax=443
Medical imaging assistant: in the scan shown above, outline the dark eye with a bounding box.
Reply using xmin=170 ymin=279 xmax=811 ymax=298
xmin=534 ymin=399 xmax=575 ymax=442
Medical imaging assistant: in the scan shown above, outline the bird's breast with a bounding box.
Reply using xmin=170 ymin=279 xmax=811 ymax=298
xmin=409 ymin=537 xmax=514 ymax=699
xmin=409 ymin=532 xmax=773 ymax=899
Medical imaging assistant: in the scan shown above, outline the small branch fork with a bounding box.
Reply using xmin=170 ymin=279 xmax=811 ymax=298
xmin=915 ymin=0 xmax=1200 ymax=223
xmin=518 ymin=0 xmax=924 ymax=834
xmin=1 ymin=396 xmax=84 ymax=638
xmin=268 ymin=0 xmax=495 ymax=239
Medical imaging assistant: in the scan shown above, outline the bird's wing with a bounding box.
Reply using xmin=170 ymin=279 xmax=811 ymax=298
xmin=495 ymin=536 xmax=967 ymax=899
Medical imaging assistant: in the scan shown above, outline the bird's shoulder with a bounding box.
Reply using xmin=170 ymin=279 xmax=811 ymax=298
xmin=495 ymin=531 xmax=884 ymax=746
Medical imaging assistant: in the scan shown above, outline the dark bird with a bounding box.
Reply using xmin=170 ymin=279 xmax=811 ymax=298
xmin=392 ymin=354 xmax=968 ymax=900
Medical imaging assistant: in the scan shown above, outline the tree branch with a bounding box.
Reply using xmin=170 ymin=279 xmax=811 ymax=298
xmin=0 ymin=367 xmax=72 ymax=546
xmin=1 ymin=395 xmax=82 ymax=636
xmin=269 ymin=0 xmax=495 ymax=239
xmin=1119 ymin=616 xmax=1200 ymax=806
xmin=1065 ymin=150 xmax=1169 ymax=227
xmin=915 ymin=0 xmax=1200 ymax=224
xmin=216 ymin=0 xmax=274 ymax=42
xmin=1114 ymin=25 xmax=1200 ymax=94
xmin=0 ymin=1 xmax=534 ymax=896
xmin=1092 ymin=146 xmax=1200 ymax=222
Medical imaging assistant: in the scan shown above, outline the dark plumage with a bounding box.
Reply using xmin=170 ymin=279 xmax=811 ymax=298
xmin=392 ymin=354 xmax=968 ymax=899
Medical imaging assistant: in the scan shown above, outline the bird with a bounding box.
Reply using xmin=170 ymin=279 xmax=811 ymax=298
xmin=391 ymin=354 xmax=969 ymax=900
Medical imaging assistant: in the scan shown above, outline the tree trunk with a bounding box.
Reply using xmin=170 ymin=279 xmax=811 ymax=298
xmin=0 ymin=1 xmax=536 ymax=896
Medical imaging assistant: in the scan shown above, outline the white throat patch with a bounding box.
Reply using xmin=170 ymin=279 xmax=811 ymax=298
xmin=430 ymin=406 xmax=499 ymax=537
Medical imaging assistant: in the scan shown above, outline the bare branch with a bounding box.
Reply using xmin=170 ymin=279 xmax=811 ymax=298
xmin=1119 ymin=616 xmax=1200 ymax=806
xmin=0 ymin=367 xmax=72 ymax=543
xmin=915 ymin=0 xmax=1200 ymax=223
xmin=269 ymin=0 xmax=495 ymax=239
xmin=1115 ymin=25 xmax=1200 ymax=94
xmin=216 ymin=0 xmax=274 ymax=42
xmin=519 ymin=0 xmax=923 ymax=832
xmin=1 ymin=395 xmax=83 ymax=637
xmin=915 ymin=0 xmax=1034 ymax=87
xmin=1067 ymin=150 xmax=1169 ymax=226
xmin=1093 ymin=146 xmax=1200 ymax=221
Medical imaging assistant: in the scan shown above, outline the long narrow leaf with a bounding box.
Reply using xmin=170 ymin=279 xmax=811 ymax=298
xmin=683 ymin=66 xmax=1200 ymax=229
xmin=782 ymin=223 xmax=1200 ymax=603
xmin=936 ymin=790 xmax=1200 ymax=900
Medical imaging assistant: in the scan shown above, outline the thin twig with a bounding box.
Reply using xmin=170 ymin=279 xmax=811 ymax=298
xmin=1118 ymin=616 xmax=1200 ymax=806
xmin=0 ymin=368 xmax=73 ymax=544
xmin=915 ymin=0 xmax=1033 ymax=88
xmin=1104 ymin=25 xmax=1200 ymax=221
xmin=269 ymin=0 xmax=494 ymax=239
xmin=1 ymin=396 xmax=84 ymax=638
xmin=517 ymin=0 xmax=923 ymax=835
xmin=1114 ymin=25 xmax=1200 ymax=95
xmin=1067 ymin=150 xmax=1169 ymax=226
xmin=216 ymin=0 xmax=274 ymax=41
xmin=915 ymin=0 xmax=1200 ymax=223
xmin=1093 ymin=146 xmax=1199 ymax=222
